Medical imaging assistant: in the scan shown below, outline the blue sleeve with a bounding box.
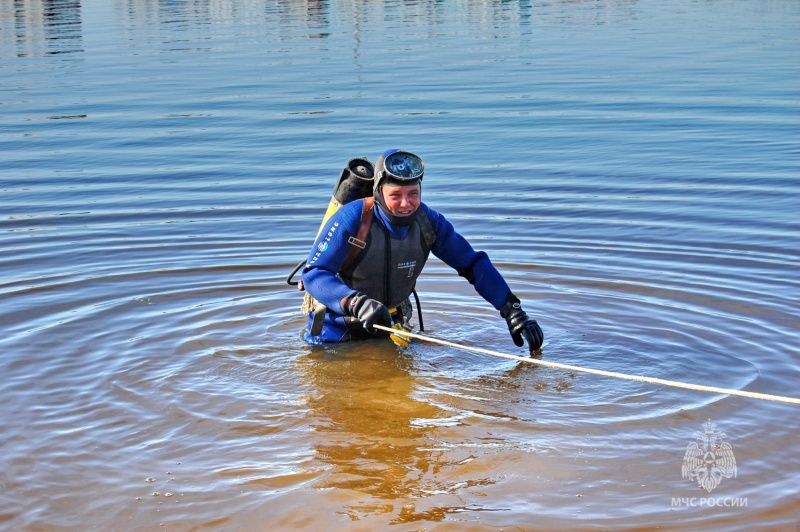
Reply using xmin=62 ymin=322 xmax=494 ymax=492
xmin=301 ymin=200 xmax=363 ymax=312
xmin=422 ymin=204 xmax=511 ymax=310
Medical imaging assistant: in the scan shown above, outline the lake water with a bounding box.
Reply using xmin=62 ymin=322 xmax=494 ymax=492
xmin=1 ymin=0 xmax=799 ymax=530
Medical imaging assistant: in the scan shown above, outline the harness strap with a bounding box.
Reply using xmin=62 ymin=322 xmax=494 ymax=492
xmin=416 ymin=208 xmax=437 ymax=249
xmin=342 ymin=196 xmax=374 ymax=271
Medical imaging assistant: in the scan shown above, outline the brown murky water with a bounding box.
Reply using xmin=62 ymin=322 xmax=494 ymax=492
xmin=1 ymin=0 xmax=798 ymax=530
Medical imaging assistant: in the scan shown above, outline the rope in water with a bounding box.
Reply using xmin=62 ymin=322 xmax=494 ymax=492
xmin=373 ymin=325 xmax=800 ymax=405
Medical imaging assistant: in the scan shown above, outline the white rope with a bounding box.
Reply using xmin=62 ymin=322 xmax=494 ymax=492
xmin=373 ymin=325 xmax=800 ymax=405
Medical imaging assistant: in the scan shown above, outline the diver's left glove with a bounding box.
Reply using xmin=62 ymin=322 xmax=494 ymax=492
xmin=342 ymin=292 xmax=392 ymax=334
xmin=500 ymin=292 xmax=544 ymax=352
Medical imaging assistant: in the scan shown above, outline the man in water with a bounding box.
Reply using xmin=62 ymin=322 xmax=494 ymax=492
xmin=301 ymin=149 xmax=543 ymax=353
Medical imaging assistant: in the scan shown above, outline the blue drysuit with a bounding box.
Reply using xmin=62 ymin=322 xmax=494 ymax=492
xmin=301 ymin=199 xmax=511 ymax=343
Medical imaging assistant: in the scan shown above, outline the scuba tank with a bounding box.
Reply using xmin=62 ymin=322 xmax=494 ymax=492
xmin=314 ymin=157 xmax=375 ymax=239
xmin=286 ymin=157 xmax=375 ymax=288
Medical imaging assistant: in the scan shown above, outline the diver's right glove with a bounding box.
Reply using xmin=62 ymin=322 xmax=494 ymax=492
xmin=500 ymin=292 xmax=544 ymax=352
xmin=342 ymin=292 xmax=392 ymax=334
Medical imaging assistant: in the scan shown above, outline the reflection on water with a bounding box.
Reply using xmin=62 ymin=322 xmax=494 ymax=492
xmin=297 ymin=342 xmax=477 ymax=523
xmin=118 ymin=0 xmax=327 ymax=34
xmin=0 ymin=0 xmax=649 ymax=62
xmin=294 ymin=337 xmax=570 ymax=525
xmin=300 ymin=343 xmax=441 ymax=493
xmin=0 ymin=0 xmax=83 ymax=57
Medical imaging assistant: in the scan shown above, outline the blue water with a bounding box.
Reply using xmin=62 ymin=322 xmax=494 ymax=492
xmin=1 ymin=0 xmax=799 ymax=530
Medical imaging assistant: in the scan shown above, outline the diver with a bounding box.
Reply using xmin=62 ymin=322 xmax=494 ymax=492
xmin=299 ymin=148 xmax=544 ymax=354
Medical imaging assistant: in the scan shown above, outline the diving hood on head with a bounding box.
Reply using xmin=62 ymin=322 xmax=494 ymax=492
xmin=373 ymin=149 xmax=425 ymax=227
xmin=373 ymin=149 xmax=424 ymax=194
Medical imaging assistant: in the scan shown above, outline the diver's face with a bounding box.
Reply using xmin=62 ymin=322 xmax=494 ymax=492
xmin=382 ymin=184 xmax=421 ymax=218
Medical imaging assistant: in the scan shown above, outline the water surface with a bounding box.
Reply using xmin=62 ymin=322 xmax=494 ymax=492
xmin=1 ymin=0 xmax=799 ymax=530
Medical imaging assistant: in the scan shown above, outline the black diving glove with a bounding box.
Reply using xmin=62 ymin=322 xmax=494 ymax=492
xmin=342 ymin=292 xmax=392 ymax=334
xmin=500 ymin=293 xmax=544 ymax=352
